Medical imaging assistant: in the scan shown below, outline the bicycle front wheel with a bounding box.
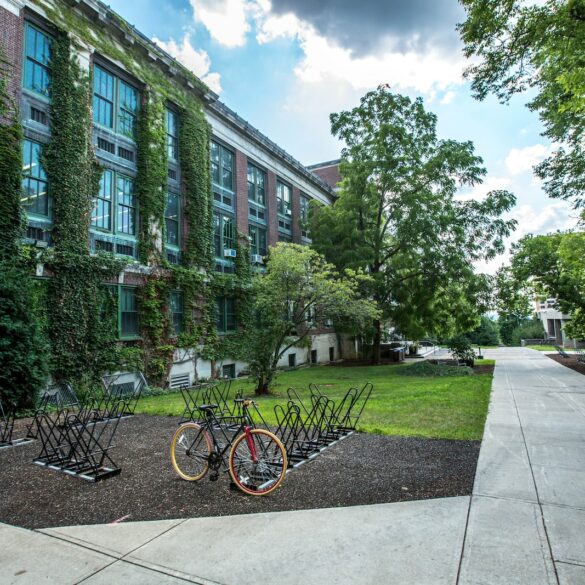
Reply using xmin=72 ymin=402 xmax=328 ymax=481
xmin=228 ymin=429 xmax=288 ymax=496
xmin=171 ymin=423 xmax=212 ymax=481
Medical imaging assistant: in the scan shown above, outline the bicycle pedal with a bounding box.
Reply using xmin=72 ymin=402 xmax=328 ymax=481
xmin=209 ymin=472 xmax=219 ymax=482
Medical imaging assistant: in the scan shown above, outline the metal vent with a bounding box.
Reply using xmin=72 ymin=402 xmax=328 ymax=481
xmin=170 ymin=373 xmax=190 ymax=389
xmin=30 ymin=107 xmax=47 ymax=125
xmin=167 ymin=251 xmax=179 ymax=264
xmin=116 ymin=243 xmax=135 ymax=257
xmin=97 ymin=137 xmax=116 ymax=154
xmin=95 ymin=239 xmax=114 ymax=253
xmin=118 ymin=146 xmax=135 ymax=162
xmin=168 ymin=168 xmax=177 ymax=180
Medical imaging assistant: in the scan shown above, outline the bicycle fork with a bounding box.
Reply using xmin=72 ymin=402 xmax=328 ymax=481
xmin=244 ymin=426 xmax=258 ymax=463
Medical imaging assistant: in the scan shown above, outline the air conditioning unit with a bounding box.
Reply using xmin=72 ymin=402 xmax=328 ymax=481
xmin=251 ymin=254 xmax=264 ymax=264
xmin=224 ymin=248 xmax=237 ymax=258
xmin=285 ymin=208 xmax=292 ymax=216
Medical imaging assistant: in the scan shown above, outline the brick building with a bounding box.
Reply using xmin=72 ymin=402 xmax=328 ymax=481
xmin=0 ymin=0 xmax=339 ymax=384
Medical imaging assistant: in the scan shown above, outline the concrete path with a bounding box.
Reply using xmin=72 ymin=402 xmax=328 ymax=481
xmin=1 ymin=348 xmax=584 ymax=584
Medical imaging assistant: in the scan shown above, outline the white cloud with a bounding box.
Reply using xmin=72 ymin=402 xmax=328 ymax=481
xmin=440 ymin=90 xmax=456 ymax=105
xmin=189 ymin=0 xmax=251 ymax=48
xmin=513 ymin=202 xmax=575 ymax=239
xmin=152 ymin=34 xmax=222 ymax=93
xmin=505 ymin=144 xmax=553 ymax=176
xmin=458 ymin=176 xmax=513 ymax=202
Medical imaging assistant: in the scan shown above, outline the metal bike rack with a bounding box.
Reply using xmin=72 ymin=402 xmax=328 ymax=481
xmin=99 ymin=372 xmax=148 ymax=419
xmin=1 ymin=400 xmax=34 ymax=450
xmin=29 ymin=382 xmax=125 ymax=482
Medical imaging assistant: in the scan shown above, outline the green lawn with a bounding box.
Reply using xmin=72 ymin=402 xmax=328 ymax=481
xmin=524 ymin=344 xmax=558 ymax=352
xmin=137 ymin=360 xmax=495 ymax=441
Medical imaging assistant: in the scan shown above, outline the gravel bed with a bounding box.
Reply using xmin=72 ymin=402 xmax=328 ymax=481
xmin=546 ymin=353 xmax=585 ymax=376
xmin=0 ymin=415 xmax=480 ymax=529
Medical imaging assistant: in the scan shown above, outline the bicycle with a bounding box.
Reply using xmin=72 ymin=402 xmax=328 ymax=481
xmin=170 ymin=398 xmax=287 ymax=496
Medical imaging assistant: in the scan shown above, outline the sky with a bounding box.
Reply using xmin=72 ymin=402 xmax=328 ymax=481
xmin=105 ymin=0 xmax=580 ymax=273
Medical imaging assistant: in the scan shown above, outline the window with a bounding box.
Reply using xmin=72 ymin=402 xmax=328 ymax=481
xmin=211 ymin=141 xmax=234 ymax=191
xmin=166 ymin=109 xmax=179 ymax=161
xmin=22 ymin=139 xmax=49 ymax=217
xmin=93 ymin=65 xmax=139 ymax=139
xmin=217 ymin=297 xmax=236 ymax=333
xmin=170 ymin=291 xmax=183 ymax=336
xmin=24 ymin=23 xmax=52 ymax=97
xmin=300 ymin=194 xmax=310 ymax=238
xmin=278 ymin=233 xmax=292 ymax=243
xmin=165 ymin=192 xmax=180 ymax=247
xmin=91 ymin=170 xmax=136 ymax=237
xmin=247 ymin=163 xmax=266 ymax=206
xmin=249 ymin=225 xmax=267 ymax=257
xmin=213 ymin=212 xmax=235 ymax=258
xmin=92 ymin=169 xmax=112 ymax=230
xmin=277 ymin=180 xmax=291 ymax=216
xmin=120 ymin=287 xmax=139 ymax=338
xmin=222 ymin=364 xmax=236 ymax=379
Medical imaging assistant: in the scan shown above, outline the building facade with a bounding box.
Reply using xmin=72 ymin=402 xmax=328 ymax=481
xmin=0 ymin=0 xmax=339 ymax=386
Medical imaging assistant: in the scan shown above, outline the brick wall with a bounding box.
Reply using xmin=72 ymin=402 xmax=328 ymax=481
xmin=234 ymin=149 xmax=248 ymax=235
xmin=266 ymin=170 xmax=278 ymax=247
xmin=0 ymin=4 xmax=24 ymax=123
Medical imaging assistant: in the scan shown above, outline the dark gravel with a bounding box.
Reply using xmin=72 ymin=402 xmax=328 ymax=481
xmin=547 ymin=353 xmax=585 ymax=376
xmin=0 ymin=415 xmax=480 ymax=529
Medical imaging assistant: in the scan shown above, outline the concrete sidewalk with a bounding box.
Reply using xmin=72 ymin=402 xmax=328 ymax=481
xmin=1 ymin=348 xmax=584 ymax=585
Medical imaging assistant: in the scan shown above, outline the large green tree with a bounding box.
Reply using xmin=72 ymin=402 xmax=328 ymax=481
xmin=309 ymin=87 xmax=516 ymax=362
xmin=510 ymin=231 xmax=585 ymax=340
xmin=241 ymin=244 xmax=379 ymax=395
xmin=459 ymin=0 xmax=585 ymax=209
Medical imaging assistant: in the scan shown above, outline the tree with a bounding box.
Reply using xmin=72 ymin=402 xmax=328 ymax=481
xmin=459 ymin=0 xmax=585 ymax=209
xmin=466 ymin=315 xmax=501 ymax=346
xmin=310 ymin=87 xmax=516 ymax=362
xmin=494 ymin=266 xmax=533 ymax=345
xmin=242 ymin=244 xmax=379 ymax=395
xmin=510 ymin=231 xmax=585 ymax=340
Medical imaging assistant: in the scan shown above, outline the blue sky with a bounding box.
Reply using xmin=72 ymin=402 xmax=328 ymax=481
xmin=105 ymin=0 xmax=579 ymax=271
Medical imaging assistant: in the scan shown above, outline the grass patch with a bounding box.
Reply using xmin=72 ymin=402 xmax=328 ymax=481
xmin=137 ymin=360 xmax=494 ymax=441
xmin=524 ymin=345 xmax=558 ymax=352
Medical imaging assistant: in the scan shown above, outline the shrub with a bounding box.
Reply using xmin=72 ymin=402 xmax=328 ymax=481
xmin=447 ymin=336 xmax=476 ymax=366
xmin=0 ymin=263 xmax=48 ymax=409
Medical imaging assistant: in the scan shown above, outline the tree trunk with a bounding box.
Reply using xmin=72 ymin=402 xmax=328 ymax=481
xmin=371 ymin=318 xmax=382 ymax=365
xmin=255 ymin=377 xmax=271 ymax=395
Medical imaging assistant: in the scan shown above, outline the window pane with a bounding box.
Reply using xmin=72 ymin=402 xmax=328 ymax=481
xmin=92 ymin=170 xmax=113 ymax=230
xmin=120 ymin=288 xmax=139 ymax=337
xmin=226 ymin=298 xmax=236 ymax=331
xmin=213 ymin=214 xmax=222 ymax=257
xmin=223 ymin=216 xmax=234 ymax=249
xmin=210 ymin=141 xmax=219 ymax=164
xmin=21 ymin=139 xmax=49 ymax=217
xmin=216 ymin=297 xmax=225 ymax=331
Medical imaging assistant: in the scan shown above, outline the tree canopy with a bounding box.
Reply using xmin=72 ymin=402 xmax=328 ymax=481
xmin=459 ymin=0 xmax=585 ymax=209
xmin=509 ymin=231 xmax=585 ymax=340
xmin=309 ymin=86 xmax=516 ymax=361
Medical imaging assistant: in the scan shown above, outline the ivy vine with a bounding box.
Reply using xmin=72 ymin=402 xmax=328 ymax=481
xmin=0 ymin=50 xmax=24 ymax=261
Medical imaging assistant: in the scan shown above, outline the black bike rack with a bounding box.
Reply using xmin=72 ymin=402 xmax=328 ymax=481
xmin=270 ymin=383 xmax=373 ymax=470
xmin=29 ymin=383 xmax=125 ymax=482
xmin=179 ymin=380 xmax=242 ymax=425
xmin=98 ymin=372 xmax=148 ymax=419
xmin=1 ymin=400 xmax=34 ymax=450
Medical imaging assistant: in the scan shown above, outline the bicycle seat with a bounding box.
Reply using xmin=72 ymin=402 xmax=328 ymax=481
xmin=197 ymin=404 xmax=218 ymax=412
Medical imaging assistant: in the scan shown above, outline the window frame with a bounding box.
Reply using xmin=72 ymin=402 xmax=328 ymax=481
xmin=91 ymin=169 xmax=138 ymax=240
xmin=23 ymin=22 xmax=52 ymax=99
xmin=119 ymin=285 xmax=140 ymax=340
xmin=211 ymin=140 xmax=234 ymax=192
xmin=166 ymin=108 xmax=179 ymax=162
xmin=92 ymin=63 xmax=140 ymax=141
xmin=169 ymin=290 xmax=184 ymax=337
xmin=247 ymin=162 xmax=266 ymax=207
xmin=213 ymin=211 xmax=236 ymax=260
xmin=217 ymin=296 xmax=237 ymax=333
xmin=21 ymin=138 xmax=50 ymax=220
xmin=277 ymin=180 xmax=292 ymax=217
xmin=248 ymin=224 xmax=267 ymax=257
xmin=164 ymin=190 xmax=181 ymax=250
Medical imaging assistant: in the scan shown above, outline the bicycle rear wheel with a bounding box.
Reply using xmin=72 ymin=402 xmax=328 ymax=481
xmin=228 ymin=429 xmax=287 ymax=496
xmin=171 ymin=423 xmax=212 ymax=481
